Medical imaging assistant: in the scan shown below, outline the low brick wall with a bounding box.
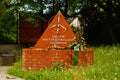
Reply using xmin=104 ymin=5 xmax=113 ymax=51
xmin=22 ymin=49 xmax=94 ymax=70
xmin=78 ymin=50 xmax=94 ymax=66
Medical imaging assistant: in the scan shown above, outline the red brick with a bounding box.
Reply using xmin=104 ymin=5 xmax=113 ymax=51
xmin=22 ymin=49 xmax=94 ymax=70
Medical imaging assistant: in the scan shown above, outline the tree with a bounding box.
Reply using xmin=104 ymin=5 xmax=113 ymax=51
xmin=1 ymin=0 xmax=120 ymax=44
xmin=0 ymin=0 xmax=18 ymax=43
xmin=80 ymin=0 xmax=120 ymax=45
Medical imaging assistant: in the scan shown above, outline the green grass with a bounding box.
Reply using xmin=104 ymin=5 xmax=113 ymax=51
xmin=7 ymin=45 xmax=120 ymax=80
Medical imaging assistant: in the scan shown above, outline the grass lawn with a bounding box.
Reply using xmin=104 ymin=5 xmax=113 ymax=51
xmin=7 ymin=45 xmax=120 ymax=80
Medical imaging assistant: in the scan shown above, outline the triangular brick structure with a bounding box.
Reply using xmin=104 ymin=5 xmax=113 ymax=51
xmin=34 ymin=11 xmax=76 ymax=49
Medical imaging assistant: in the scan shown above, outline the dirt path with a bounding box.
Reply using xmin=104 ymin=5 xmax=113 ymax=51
xmin=0 ymin=66 xmax=24 ymax=80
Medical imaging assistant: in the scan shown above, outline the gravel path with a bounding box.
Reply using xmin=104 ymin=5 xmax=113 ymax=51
xmin=0 ymin=66 xmax=24 ymax=80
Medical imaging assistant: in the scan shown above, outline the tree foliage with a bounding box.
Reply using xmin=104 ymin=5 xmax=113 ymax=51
xmin=0 ymin=0 xmax=120 ymax=44
xmin=80 ymin=0 xmax=120 ymax=45
xmin=0 ymin=0 xmax=18 ymax=44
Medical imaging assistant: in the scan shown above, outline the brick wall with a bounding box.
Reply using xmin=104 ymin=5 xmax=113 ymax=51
xmin=22 ymin=49 xmax=94 ymax=70
xmin=78 ymin=50 xmax=94 ymax=66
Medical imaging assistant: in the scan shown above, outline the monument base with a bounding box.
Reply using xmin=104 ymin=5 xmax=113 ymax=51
xmin=22 ymin=49 xmax=94 ymax=71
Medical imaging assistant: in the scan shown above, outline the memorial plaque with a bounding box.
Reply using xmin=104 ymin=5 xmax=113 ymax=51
xmin=34 ymin=11 xmax=76 ymax=49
